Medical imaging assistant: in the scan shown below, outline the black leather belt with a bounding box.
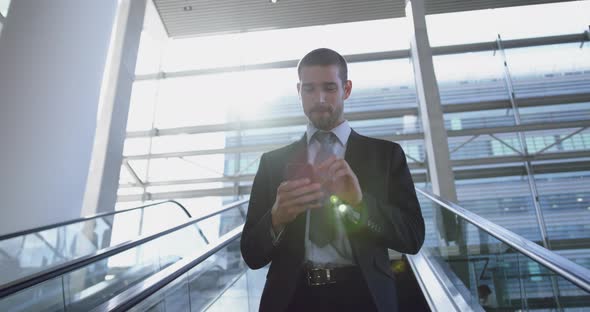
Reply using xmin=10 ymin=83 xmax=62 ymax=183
xmin=303 ymin=265 xmax=362 ymax=287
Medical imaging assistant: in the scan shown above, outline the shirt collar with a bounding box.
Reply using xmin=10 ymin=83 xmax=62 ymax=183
xmin=306 ymin=120 xmax=351 ymax=146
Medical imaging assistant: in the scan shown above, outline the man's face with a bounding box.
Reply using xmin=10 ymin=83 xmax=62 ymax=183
xmin=297 ymin=65 xmax=352 ymax=131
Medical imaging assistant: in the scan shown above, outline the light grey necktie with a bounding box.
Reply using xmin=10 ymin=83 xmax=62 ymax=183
xmin=309 ymin=131 xmax=336 ymax=246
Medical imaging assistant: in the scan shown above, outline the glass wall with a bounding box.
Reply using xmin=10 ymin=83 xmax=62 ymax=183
xmin=427 ymin=1 xmax=590 ymax=275
xmin=121 ymin=0 xmax=590 ymax=246
xmin=121 ymin=1 xmax=421 ymax=212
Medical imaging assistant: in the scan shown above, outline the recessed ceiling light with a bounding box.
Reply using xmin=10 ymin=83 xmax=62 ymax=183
xmin=270 ymin=0 xmax=278 ymax=3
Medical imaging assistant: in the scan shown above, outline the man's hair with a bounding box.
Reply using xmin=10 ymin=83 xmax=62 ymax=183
xmin=297 ymin=48 xmax=348 ymax=84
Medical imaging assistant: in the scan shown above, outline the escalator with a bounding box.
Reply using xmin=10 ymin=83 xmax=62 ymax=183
xmin=0 ymin=200 xmax=195 ymax=286
xmin=408 ymin=189 xmax=590 ymax=311
xmin=1 ymin=189 xmax=589 ymax=311
xmin=0 ymin=199 xmax=248 ymax=311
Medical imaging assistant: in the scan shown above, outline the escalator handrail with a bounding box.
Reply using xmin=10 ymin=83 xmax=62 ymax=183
xmin=0 ymin=200 xmax=192 ymax=241
xmin=0 ymin=199 xmax=249 ymax=299
xmin=416 ymin=188 xmax=590 ymax=293
xmin=91 ymin=225 xmax=244 ymax=312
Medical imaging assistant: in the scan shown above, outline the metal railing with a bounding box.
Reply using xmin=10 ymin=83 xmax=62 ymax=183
xmin=0 ymin=199 xmax=248 ymax=298
xmin=416 ymin=188 xmax=590 ymax=293
xmin=91 ymin=226 xmax=243 ymax=312
xmin=0 ymin=200 xmax=191 ymax=241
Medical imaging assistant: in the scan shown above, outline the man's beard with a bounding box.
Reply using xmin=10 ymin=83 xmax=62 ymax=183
xmin=309 ymin=105 xmax=343 ymax=130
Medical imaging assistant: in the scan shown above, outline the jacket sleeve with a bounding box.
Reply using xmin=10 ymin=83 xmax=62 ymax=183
xmin=348 ymin=143 xmax=425 ymax=254
xmin=240 ymin=153 xmax=276 ymax=269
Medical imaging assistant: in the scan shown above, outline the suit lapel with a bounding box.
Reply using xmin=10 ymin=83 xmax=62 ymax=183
xmin=344 ymin=129 xmax=363 ymax=176
xmin=343 ymin=130 xmax=368 ymax=258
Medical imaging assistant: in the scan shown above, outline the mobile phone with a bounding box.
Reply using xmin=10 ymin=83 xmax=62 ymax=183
xmin=284 ymin=163 xmax=314 ymax=181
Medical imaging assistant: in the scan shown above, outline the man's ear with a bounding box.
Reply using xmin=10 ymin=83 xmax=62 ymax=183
xmin=297 ymin=82 xmax=302 ymax=98
xmin=343 ymin=80 xmax=352 ymax=100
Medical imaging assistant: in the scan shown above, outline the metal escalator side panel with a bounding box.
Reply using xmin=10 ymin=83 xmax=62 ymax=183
xmin=407 ymin=249 xmax=484 ymax=312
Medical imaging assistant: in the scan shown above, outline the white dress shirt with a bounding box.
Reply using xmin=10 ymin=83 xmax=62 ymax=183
xmin=271 ymin=120 xmax=356 ymax=267
xmin=304 ymin=120 xmax=355 ymax=266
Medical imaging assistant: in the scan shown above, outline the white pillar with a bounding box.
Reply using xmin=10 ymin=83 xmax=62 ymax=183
xmin=81 ymin=0 xmax=147 ymax=216
xmin=0 ymin=1 xmax=118 ymax=235
xmin=406 ymin=0 xmax=457 ymax=202
xmin=406 ymin=0 xmax=465 ymax=253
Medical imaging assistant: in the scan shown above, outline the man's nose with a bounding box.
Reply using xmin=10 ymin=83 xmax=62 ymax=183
xmin=314 ymin=90 xmax=326 ymax=104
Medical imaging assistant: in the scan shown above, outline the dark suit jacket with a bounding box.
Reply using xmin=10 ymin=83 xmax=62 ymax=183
xmin=240 ymin=129 xmax=425 ymax=312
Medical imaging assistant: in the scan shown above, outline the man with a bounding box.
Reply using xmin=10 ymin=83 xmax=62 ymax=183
xmin=240 ymin=48 xmax=425 ymax=312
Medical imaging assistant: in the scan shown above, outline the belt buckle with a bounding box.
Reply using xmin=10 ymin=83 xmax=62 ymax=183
xmin=307 ymin=268 xmax=336 ymax=286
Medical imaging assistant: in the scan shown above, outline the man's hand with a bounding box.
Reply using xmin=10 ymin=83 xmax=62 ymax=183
xmin=316 ymin=156 xmax=363 ymax=207
xmin=271 ymin=178 xmax=323 ymax=232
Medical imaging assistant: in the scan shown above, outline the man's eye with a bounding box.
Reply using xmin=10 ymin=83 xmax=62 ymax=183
xmin=325 ymin=85 xmax=337 ymax=92
xmin=303 ymin=87 xmax=314 ymax=92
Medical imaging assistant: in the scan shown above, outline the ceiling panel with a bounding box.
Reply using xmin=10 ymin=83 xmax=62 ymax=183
xmin=153 ymin=0 xmax=580 ymax=38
